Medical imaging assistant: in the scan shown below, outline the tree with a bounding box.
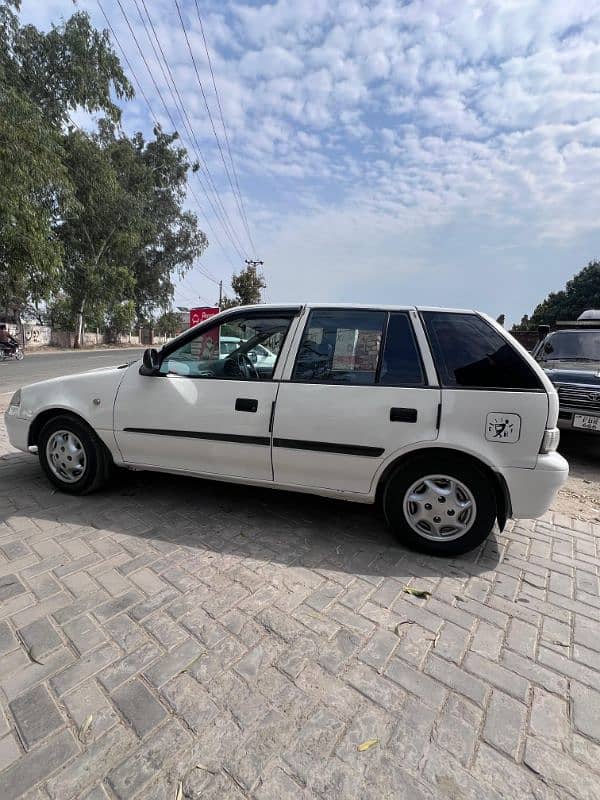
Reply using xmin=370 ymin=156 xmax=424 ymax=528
xmin=58 ymin=123 xmax=206 ymax=346
xmin=221 ymin=263 xmax=266 ymax=309
xmin=156 ymin=309 xmax=183 ymax=337
xmin=106 ymin=300 xmax=136 ymax=341
xmin=526 ymin=261 xmax=600 ymax=327
xmin=58 ymin=129 xmax=135 ymax=346
xmin=0 ymin=86 xmax=68 ymax=316
xmin=46 ymin=292 xmax=74 ymax=330
xmin=0 ymin=1 xmax=132 ymax=314
xmin=123 ymin=127 xmax=208 ymax=321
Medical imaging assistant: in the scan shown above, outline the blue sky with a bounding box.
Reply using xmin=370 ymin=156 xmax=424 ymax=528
xmin=22 ymin=0 xmax=600 ymax=324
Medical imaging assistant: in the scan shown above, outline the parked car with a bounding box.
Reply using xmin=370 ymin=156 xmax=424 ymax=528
xmin=5 ymin=304 xmax=567 ymax=555
xmin=219 ymin=336 xmax=277 ymax=371
xmin=533 ymin=325 xmax=600 ymax=434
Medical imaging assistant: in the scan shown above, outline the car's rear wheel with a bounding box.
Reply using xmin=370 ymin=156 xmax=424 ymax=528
xmin=38 ymin=415 xmax=110 ymax=495
xmin=382 ymin=454 xmax=497 ymax=555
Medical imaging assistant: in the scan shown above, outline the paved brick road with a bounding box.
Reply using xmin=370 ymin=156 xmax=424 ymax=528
xmin=1 ymin=416 xmax=599 ymax=799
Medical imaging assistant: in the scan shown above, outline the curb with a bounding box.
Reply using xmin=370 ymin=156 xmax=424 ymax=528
xmin=13 ymin=346 xmax=145 ymax=357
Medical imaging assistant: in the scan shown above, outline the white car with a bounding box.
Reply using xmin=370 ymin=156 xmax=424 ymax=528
xmin=5 ymin=304 xmax=568 ymax=556
xmin=219 ymin=336 xmax=277 ymax=370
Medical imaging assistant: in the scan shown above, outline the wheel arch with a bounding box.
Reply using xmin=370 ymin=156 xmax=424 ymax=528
xmin=29 ymin=408 xmax=95 ymax=448
xmin=375 ymin=446 xmax=511 ymax=531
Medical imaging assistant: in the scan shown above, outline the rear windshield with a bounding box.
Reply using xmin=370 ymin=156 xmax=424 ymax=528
xmin=422 ymin=311 xmax=542 ymax=390
xmin=537 ymin=331 xmax=600 ymax=363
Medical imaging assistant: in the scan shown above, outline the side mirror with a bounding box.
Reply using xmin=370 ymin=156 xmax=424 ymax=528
xmin=543 ymin=342 xmax=554 ymax=355
xmin=139 ymin=347 xmax=160 ymax=376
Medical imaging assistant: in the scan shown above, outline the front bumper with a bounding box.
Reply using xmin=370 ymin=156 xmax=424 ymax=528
xmin=4 ymin=411 xmax=30 ymax=453
xmin=500 ymin=452 xmax=569 ymax=519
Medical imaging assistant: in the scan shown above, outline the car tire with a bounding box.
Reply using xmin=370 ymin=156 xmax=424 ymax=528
xmin=38 ymin=414 xmax=111 ymax=495
xmin=382 ymin=453 xmax=497 ymax=556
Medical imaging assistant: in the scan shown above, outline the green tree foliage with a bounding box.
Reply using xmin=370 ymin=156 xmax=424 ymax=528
xmin=0 ymin=86 xmax=68 ymax=315
xmin=46 ymin=292 xmax=74 ymax=330
xmin=156 ymin=309 xmax=183 ymax=337
xmin=122 ymin=127 xmax=208 ymax=322
xmin=0 ymin=0 xmax=132 ymax=315
xmin=221 ymin=264 xmax=266 ymax=309
xmin=527 ymin=261 xmax=600 ymax=327
xmin=106 ymin=300 xmax=136 ymax=340
xmin=58 ymin=129 xmax=134 ymax=346
xmin=58 ymin=123 xmax=206 ymax=346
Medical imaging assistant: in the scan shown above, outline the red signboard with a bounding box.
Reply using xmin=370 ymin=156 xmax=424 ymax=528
xmin=189 ymin=306 xmax=219 ymax=327
xmin=189 ymin=306 xmax=220 ymax=360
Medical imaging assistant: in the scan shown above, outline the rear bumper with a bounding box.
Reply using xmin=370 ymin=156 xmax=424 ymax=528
xmin=500 ymin=452 xmax=569 ymax=519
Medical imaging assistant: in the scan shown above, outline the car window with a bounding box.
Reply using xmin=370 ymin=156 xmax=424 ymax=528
xmin=422 ymin=311 xmax=542 ymax=390
xmin=292 ymin=309 xmax=385 ymax=384
xmin=379 ymin=313 xmax=425 ymax=386
xmin=160 ymin=314 xmax=293 ymax=380
xmin=537 ymin=331 xmax=600 ymax=362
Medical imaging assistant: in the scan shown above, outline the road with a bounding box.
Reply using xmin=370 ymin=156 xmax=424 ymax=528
xmin=0 ymin=348 xmax=144 ymax=396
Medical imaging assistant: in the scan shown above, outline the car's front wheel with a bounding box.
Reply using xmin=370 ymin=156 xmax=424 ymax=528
xmin=382 ymin=454 xmax=497 ymax=556
xmin=38 ymin=415 xmax=111 ymax=495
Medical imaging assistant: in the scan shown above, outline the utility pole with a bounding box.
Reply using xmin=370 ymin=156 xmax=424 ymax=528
xmin=218 ymin=280 xmax=223 ymax=308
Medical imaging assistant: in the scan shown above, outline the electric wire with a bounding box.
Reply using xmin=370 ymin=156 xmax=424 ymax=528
xmin=95 ymin=0 xmax=239 ymax=272
xmin=173 ymin=0 xmax=254 ymax=258
xmin=133 ymin=0 xmax=249 ymax=260
xmin=105 ymin=0 xmax=247 ymax=264
xmin=193 ymin=0 xmax=256 ymax=255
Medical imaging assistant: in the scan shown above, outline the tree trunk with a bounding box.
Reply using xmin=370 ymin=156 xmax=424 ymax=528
xmin=15 ymin=308 xmax=24 ymax=351
xmin=74 ymin=299 xmax=86 ymax=349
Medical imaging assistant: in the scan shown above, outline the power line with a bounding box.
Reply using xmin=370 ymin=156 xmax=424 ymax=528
xmin=114 ymin=0 xmax=245 ymax=261
xmin=104 ymin=0 xmax=246 ymax=264
xmin=133 ymin=0 xmax=249 ymax=261
xmin=173 ymin=0 xmax=254 ymax=258
xmin=193 ymin=0 xmax=256 ymax=256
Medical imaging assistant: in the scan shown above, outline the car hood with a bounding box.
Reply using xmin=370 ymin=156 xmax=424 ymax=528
xmin=544 ymin=367 xmax=600 ymax=387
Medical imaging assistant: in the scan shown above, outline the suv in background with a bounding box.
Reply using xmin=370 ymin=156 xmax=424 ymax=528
xmin=533 ymin=323 xmax=600 ymax=434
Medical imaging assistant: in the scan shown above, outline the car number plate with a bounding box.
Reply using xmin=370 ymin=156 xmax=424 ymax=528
xmin=573 ymin=414 xmax=600 ymax=431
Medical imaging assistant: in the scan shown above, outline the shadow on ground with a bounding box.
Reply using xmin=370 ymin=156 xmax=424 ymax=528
xmin=0 ymin=451 xmax=501 ymax=581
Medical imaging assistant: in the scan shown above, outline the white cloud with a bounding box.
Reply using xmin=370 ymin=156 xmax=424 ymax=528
xmin=18 ymin=0 xmax=600 ymax=323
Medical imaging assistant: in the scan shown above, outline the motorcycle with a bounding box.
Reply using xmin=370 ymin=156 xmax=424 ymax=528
xmin=0 ymin=345 xmax=24 ymax=361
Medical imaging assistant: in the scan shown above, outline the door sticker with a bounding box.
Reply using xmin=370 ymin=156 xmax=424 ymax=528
xmin=485 ymin=413 xmax=521 ymax=443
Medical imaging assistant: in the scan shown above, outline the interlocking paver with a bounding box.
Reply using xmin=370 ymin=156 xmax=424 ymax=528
xmin=10 ymin=684 xmax=64 ymax=749
xmin=1 ymin=418 xmax=600 ymax=799
xmin=17 ymin=617 xmax=62 ymax=659
xmin=111 ymin=678 xmax=167 ymax=738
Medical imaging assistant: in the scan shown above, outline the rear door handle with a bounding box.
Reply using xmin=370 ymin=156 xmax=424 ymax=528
xmin=390 ymin=407 xmax=417 ymax=422
xmin=235 ymin=398 xmax=258 ymax=412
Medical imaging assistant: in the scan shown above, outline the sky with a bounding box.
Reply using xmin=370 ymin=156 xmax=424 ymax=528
xmin=21 ymin=0 xmax=600 ymax=325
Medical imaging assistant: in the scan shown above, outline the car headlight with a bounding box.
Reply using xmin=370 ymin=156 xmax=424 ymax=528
xmin=7 ymin=389 xmax=21 ymax=416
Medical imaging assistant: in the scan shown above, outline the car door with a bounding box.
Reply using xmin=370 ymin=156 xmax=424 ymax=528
xmin=272 ymin=307 xmax=441 ymax=495
xmin=114 ymin=308 xmax=298 ymax=481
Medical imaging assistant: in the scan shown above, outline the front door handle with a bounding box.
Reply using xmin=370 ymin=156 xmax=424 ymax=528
xmin=235 ymin=397 xmax=258 ymax=412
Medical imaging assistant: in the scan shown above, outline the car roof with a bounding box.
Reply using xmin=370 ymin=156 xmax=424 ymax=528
xmin=225 ymin=303 xmax=477 ymax=314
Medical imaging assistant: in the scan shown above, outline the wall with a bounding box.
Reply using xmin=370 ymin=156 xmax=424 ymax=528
xmin=3 ymin=323 xmax=168 ymax=349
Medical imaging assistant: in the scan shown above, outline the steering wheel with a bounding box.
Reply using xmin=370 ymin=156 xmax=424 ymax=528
xmin=224 ymin=352 xmax=259 ymax=380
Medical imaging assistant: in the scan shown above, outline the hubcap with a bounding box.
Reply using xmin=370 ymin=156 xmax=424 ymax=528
xmin=403 ymin=474 xmax=476 ymax=541
xmin=45 ymin=430 xmax=87 ymax=484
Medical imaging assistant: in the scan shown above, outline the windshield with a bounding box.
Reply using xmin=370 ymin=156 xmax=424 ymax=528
xmin=538 ymin=331 xmax=600 ymax=362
